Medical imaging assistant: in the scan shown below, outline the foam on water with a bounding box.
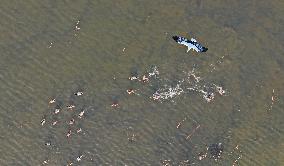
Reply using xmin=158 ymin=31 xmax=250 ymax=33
xmin=152 ymin=83 xmax=184 ymax=101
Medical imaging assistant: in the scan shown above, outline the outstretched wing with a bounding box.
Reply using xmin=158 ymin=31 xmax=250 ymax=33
xmin=187 ymin=45 xmax=199 ymax=52
xmin=190 ymin=38 xmax=197 ymax=42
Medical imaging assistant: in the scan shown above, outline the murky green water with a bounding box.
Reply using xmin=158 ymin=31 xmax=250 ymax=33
xmin=0 ymin=0 xmax=283 ymax=165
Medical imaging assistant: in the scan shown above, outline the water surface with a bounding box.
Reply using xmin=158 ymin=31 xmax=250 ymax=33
xmin=0 ymin=0 xmax=283 ymax=165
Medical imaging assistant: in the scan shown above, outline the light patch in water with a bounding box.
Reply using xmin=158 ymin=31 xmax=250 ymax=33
xmin=128 ymin=66 xmax=227 ymax=103
xmin=185 ymin=68 xmax=201 ymax=83
xmin=148 ymin=66 xmax=159 ymax=78
xmin=187 ymin=87 xmax=215 ymax=103
xmin=184 ymin=69 xmax=227 ymax=102
xmin=213 ymin=84 xmax=226 ymax=96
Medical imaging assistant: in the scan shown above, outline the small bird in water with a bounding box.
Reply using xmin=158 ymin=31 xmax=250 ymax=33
xmin=41 ymin=118 xmax=46 ymax=126
xmin=111 ymin=102 xmax=119 ymax=107
xmin=78 ymin=110 xmax=85 ymax=118
xmin=52 ymin=121 xmax=58 ymax=126
xmin=126 ymin=89 xmax=135 ymax=95
xmin=69 ymin=118 xmax=75 ymax=125
xmin=142 ymin=75 xmax=149 ymax=82
xmin=76 ymin=155 xmax=84 ymax=162
xmin=54 ymin=109 xmax=60 ymax=114
xmin=49 ymin=98 xmax=56 ymax=104
xmin=77 ymin=128 xmax=82 ymax=133
xmin=172 ymin=35 xmax=208 ymax=53
xmin=74 ymin=91 xmax=83 ymax=96
xmin=129 ymin=76 xmax=139 ymax=81
xmin=215 ymin=85 xmax=226 ymax=95
xmin=67 ymin=105 xmax=75 ymax=109
xmin=66 ymin=130 xmax=72 ymax=138
xmin=42 ymin=160 xmax=49 ymax=165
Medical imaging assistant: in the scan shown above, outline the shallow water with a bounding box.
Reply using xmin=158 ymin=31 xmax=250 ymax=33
xmin=0 ymin=0 xmax=283 ymax=165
